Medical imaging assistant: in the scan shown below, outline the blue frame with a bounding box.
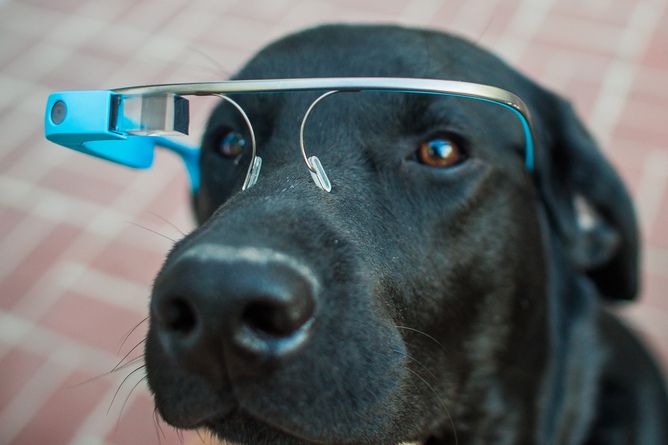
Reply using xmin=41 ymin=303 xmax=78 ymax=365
xmin=44 ymin=90 xmax=200 ymax=191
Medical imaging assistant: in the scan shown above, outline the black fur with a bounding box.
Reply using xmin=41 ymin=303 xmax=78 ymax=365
xmin=145 ymin=24 xmax=668 ymax=444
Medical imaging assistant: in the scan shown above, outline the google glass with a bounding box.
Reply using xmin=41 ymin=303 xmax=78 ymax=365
xmin=44 ymin=78 xmax=536 ymax=193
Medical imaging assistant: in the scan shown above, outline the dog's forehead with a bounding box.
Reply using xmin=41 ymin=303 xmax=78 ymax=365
xmin=227 ymin=25 xmax=534 ymax=135
xmin=236 ymin=25 xmax=512 ymax=82
xmin=204 ymin=25 xmax=536 ymax=177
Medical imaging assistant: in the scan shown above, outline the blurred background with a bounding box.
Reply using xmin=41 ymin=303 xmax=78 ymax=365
xmin=0 ymin=0 xmax=666 ymax=444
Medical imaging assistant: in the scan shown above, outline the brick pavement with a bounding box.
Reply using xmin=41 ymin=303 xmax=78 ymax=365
xmin=0 ymin=0 xmax=666 ymax=444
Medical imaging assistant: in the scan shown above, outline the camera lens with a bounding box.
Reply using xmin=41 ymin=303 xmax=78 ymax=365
xmin=51 ymin=100 xmax=67 ymax=125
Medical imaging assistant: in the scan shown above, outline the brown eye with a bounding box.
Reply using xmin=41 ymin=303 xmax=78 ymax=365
xmin=218 ymin=131 xmax=247 ymax=158
xmin=417 ymin=138 xmax=461 ymax=168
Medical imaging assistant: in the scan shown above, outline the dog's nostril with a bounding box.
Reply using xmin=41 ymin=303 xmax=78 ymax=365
xmin=241 ymin=298 xmax=313 ymax=337
xmin=160 ymin=297 xmax=197 ymax=334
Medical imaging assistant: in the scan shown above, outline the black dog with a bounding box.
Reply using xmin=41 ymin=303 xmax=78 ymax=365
xmin=144 ymin=25 xmax=668 ymax=444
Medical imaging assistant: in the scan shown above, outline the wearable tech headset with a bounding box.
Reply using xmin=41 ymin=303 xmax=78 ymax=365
xmin=44 ymin=78 xmax=536 ymax=193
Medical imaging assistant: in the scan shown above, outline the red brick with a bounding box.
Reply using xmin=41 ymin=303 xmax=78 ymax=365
xmin=74 ymin=1 xmax=134 ymax=21
xmin=595 ymin=137 xmax=649 ymax=200
xmin=628 ymin=72 xmax=668 ymax=110
xmin=641 ymin=8 xmax=668 ymax=70
xmin=18 ymin=0 xmax=87 ymax=13
xmin=136 ymin=166 xmax=192 ymax=228
xmin=0 ymin=348 xmax=46 ymax=413
xmin=0 ymin=141 xmax=29 ymax=172
xmin=562 ymin=77 xmax=605 ymax=119
xmin=518 ymin=43 xmax=562 ymax=80
xmin=40 ymin=51 xmax=122 ymax=90
xmin=0 ymin=223 xmax=81 ymax=309
xmin=620 ymin=306 xmax=668 ymax=373
xmin=9 ymin=370 xmax=111 ymax=445
xmin=0 ymin=118 xmax=42 ymax=172
xmin=0 ymin=207 xmax=28 ymax=243
xmin=0 ymin=30 xmax=39 ymax=69
xmin=0 ymin=341 xmax=11 ymax=359
xmin=533 ymin=13 xmax=623 ymax=57
xmin=106 ymin=391 xmax=194 ymax=445
xmin=642 ymin=271 xmax=668 ymax=311
xmin=616 ymin=98 xmax=668 ymax=145
xmin=467 ymin=0 xmax=522 ymax=46
xmin=38 ymin=164 xmax=128 ymax=206
xmin=194 ymin=14 xmax=278 ymax=52
xmin=64 ymin=153 xmax=140 ymax=187
xmin=649 ymin=186 xmax=668 ymax=249
xmin=329 ymin=0 xmax=407 ymax=15
xmin=116 ymin=1 xmax=188 ymax=35
xmin=225 ymin=0 xmax=294 ymax=23
xmin=551 ymin=0 xmax=635 ymax=26
xmin=90 ymin=239 xmax=165 ymax=286
xmin=613 ymin=120 xmax=668 ymax=151
xmin=39 ymin=291 xmax=146 ymax=354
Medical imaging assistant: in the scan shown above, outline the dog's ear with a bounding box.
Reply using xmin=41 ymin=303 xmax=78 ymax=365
xmin=536 ymin=95 xmax=639 ymax=301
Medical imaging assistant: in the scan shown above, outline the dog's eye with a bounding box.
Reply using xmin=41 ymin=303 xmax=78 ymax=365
xmin=417 ymin=138 xmax=462 ymax=168
xmin=218 ymin=131 xmax=247 ymax=158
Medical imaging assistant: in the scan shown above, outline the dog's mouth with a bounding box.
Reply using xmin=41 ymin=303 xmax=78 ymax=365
xmin=148 ymin=333 xmax=426 ymax=443
xmin=161 ymin=403 xmax=317 ymax=444
xmin=157 ymin=385 xmax=425 ymax=445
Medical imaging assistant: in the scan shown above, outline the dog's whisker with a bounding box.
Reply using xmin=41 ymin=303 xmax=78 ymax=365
xmin=404 ymin=367 xmax=459 ymax=445
xmin=187 ymin=44 xmax=233 ymax=78
xmin=153 ymin=405 xmax=167 ymax=445
xmin=67 ymin=371 xmax=116 ymax=389
xmin=474 ymin=9 xmax=497 ymax=45
xmin=126 ymin=221 xmax=177 ymax=243
xmin=112 ymin=339 xmax=146 ymax=373
xmin=66 ymin=352 xmax=145 ymax=389
xmin=392 ymin=348 xmax=440 ymax=384
xmin=112 ymin=354 xmax=145 ymax=373
xmin=394 ymin=326 xmax=447 ymax=353
xmin=196 ymin=429 xmax=208 ymax=444
xmin=153 ymin=410 xmax=164 ymax=445
xmin=118 ymin=316 xmax=149 ymax=353
xmin=108 ymin=365 xmax=147 ymax=415
xmin=350 ymin=348 xmax=438 ymax=442
xmin=115 ymin=375 xmax=147 ymax=430
xmin=148 ymin=210 xmax=187 ymax=237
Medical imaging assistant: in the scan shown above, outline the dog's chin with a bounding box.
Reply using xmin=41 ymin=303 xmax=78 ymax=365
xmin=157 ymin=406 xmax=316 ymax=444
xmin=206 ymin=411 xmax=331 ymax=445
xmin=155 ymin=397 xmax=415 ymax=445
xmin=205 ymin=412 xmax=421 ymax=445
xmin=156 ymin=386 xmax=424 ymax=445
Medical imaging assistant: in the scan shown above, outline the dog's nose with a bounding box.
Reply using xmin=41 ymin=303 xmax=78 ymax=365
xmin=151 ymin=245 xmax=317 ymax=376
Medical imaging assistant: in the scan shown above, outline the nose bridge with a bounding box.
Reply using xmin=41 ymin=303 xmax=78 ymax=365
xmin=176 ymin=244 xmax=320 ymax=294
xmin=155 ymin=242 xmax=322 ymax=316
xmin=191 ymin=129 xmax=384 ymax=273
xmin=194 ymin=154 xmax=383 ymax=273
xmin=241 ymin=91 xmax=365 ymax=194
xmin=195 ymin=163 xmax=333 ymax=247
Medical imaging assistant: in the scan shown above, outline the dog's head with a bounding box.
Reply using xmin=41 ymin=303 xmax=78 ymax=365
xmin=145 ymin=25 xmax=638 ymax=444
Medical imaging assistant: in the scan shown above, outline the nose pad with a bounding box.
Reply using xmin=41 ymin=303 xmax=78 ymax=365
xmin=151 ymin=246 xmax=317 ymax=377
